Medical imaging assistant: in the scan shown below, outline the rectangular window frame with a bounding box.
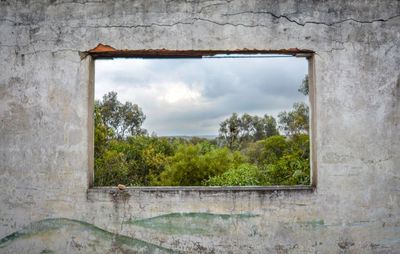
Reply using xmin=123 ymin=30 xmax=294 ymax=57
xmin=87 ymin=48 xmax=316 ymax=192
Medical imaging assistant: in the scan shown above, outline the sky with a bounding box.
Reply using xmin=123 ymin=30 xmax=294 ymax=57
xmin=95 ymin=55 xmax=308 ymax=136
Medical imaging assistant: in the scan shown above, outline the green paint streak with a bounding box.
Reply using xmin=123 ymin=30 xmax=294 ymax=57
xmin=345 ymin=221 xmax=374 ymax=227
xmin=125 ymin=213 xmax=259 ymax=236
xmin=129 ymin=212 xmax=258 ymax=221
xmin=327 ymin=221 xmax=375 ymax=227
xmin=0 ymin=231 xmax=35 ymax=248
xmin=0 ymin=218 xmax=181 ymax=253
xmin=40 ymin=249 xmax=57 ymax=254
xmin=332 ymin=174 xmax=360 ymax=176
xmin=297 ymin=220 xmax=325 ymax=229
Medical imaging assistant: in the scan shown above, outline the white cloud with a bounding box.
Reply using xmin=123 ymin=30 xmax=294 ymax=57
xmin=157 ymin=82 xmax=202 ymax=105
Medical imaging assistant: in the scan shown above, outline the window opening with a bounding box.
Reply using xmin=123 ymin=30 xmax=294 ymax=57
xmin=93 ymin=54 xmax=311 ymax=187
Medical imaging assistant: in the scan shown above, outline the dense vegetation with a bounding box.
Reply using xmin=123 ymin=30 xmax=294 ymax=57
xmin=94 ymin=79 xmax=310 ymax=186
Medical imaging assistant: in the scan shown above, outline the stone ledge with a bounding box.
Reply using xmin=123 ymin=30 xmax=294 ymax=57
xmin=88 ymin=185 xmax=315 ymax=193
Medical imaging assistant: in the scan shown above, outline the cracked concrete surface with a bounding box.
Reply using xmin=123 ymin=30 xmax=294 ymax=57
xmin=0 ymin=0 xmax=399 ymax=253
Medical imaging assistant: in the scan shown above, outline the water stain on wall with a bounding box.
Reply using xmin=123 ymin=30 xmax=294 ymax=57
xmin=125 ymin=212 xmax=259 ymax=236
xmin=0 ymin=213 xmax=259 ymax=253
xmin=0 ymin=218 xmax=181 ymax=253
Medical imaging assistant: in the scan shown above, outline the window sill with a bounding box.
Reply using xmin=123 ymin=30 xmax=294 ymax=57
xmin=88 ymin=185 xmax=314 ymax=193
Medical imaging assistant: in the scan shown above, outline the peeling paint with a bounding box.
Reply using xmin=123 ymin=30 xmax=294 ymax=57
xmin=88 ymin=44 xmax=116 ymax=53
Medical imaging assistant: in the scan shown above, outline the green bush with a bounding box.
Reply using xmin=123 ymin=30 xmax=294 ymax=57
xmin=248 ymin=135 xmax=290 ymax=165
xmin=264 ymin=152 xmax=310 ymax=185
xmin=203 ymin=164 xmax=264 ymax=186
xmin=94 ymin=134 xmax=175 ymax=186
xmin=156 ymin=143 xmax=248 ymax=186
xmin=94 ymin=149 xmax=129 ymax=186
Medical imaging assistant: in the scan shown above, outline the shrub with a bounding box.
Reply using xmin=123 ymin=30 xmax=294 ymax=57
xmin=157 ymin=143 xmax=248 ymax=186
xmin=203 ymin=164 xmax=264 ymax=186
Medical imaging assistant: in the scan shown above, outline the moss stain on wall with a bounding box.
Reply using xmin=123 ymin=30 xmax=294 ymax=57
xmin=0 ymin=218 xmax=182 ymax=253
xmin=125 ymin=212 xmax=260 ymax=236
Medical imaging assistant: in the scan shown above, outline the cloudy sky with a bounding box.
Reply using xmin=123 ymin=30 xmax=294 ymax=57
xmin=95 ymin=55 xmax=308 ymax=136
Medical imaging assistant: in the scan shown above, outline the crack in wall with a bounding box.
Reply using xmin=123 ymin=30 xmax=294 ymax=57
xmin=221 ymin=11 xmax=400 ymax=27
xmin=1 ymin=11 xmax=399 ymax=30
xmin=3 ymin=9 xmax=395 ymax=57
xmin=66 ymin=13 xmax=400 ymax=30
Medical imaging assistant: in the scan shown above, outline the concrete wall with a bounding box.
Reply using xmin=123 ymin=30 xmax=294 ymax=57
xmin=0 ymin=0 xmax=399 ymax=253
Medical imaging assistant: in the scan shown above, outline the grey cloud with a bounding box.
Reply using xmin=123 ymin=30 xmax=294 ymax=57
xmin=95 ymin=56 xmax=308 ymax=136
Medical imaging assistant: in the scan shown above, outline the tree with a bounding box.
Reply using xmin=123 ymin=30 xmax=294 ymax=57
xmin=257 ymin=135 xmax=290 ymax=165
xmin=94 ymin=104 xmax=113 ymax=155
xmin=298 ymin=74 xmax=309 ymax=96
xmin=219 ymin=112 xmax=241 ymax=150
xmin=94 ymin=92 xmax=171 ymax=186
xmin=94 ymin=104 xmax=126 ymax=186
xmin=252 ymin=114 xmax=279 ymax=141
xmin=96 ymin=91 xmax=146 ymax=139
xmin=238 ymin=113 xmax=253 ymax=143
xmin=218 ymin=113 xmax=279 ymax=150
xmin=278 ymin=102 xmax=309 ymax=136
xmin=123 ymin=136 xmax=174 ymax=186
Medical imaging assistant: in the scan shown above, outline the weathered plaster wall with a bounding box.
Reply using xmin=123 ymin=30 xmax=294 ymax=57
xmin=0 ymin=0 xmax=399 ymax=253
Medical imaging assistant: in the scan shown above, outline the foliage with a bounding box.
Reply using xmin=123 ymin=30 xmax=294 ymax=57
xmin=260 ymin=133 xmax=310 ymax=185
xmin=298 ymin=75 xmax=309 ymax=96
xmin=94 ymin=104 xmax=113 ymax=155
xmin=203 ymin=164 xmax=265 ymax=186
xmin=278 ymin=102 xmax=309 ymax=136
xmin=219 ymin=113 xmax=279 ymax=150
xmin=124 ymin=136 xmax=175 ymax=186
xmin=214 ymin=133 xmax=310 ymax=186
xmin=252 ymin=114 xmax=280 ymax=141
xmin=94 ymin=149 xmax=129 ymax=186
xmin=94 ymin=88 xmax=311 ymax=187
xmin=245 ymin=135 xmax=290 ymax=165
xmin=96 ymin=91 xmax=147 ymax=139
xmin=263 ymin=152 xmax=310 ymax=185
xmin=156 ymin=143 xmax=248 ymax=186
xmin=94 ymin=127 xmax=175 ymax=186
xmin=218 ymin=112 xmax=241 ymax=150
xmin=94 ymin=104 xmax=122 ymax=186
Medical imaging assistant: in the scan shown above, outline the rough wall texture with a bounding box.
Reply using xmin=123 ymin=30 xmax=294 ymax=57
xmin=0 ymin=0 xmax=399 ymax=253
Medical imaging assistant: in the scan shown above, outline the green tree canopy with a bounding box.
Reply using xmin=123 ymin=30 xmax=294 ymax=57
xmin=94 ymin=86 xmax=311 ymax=187
xmin=203 ymin=164 xmax=264 ymax=186
xmin=278 ymin=102 xmax=309 ymax=136
xmin=219 ymin=113 xmax=279 ymax=150
xmin=96 ymin=91 xmax=147 ymax=139
xmin=157 ymin=143 xmax=248 ymax=186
